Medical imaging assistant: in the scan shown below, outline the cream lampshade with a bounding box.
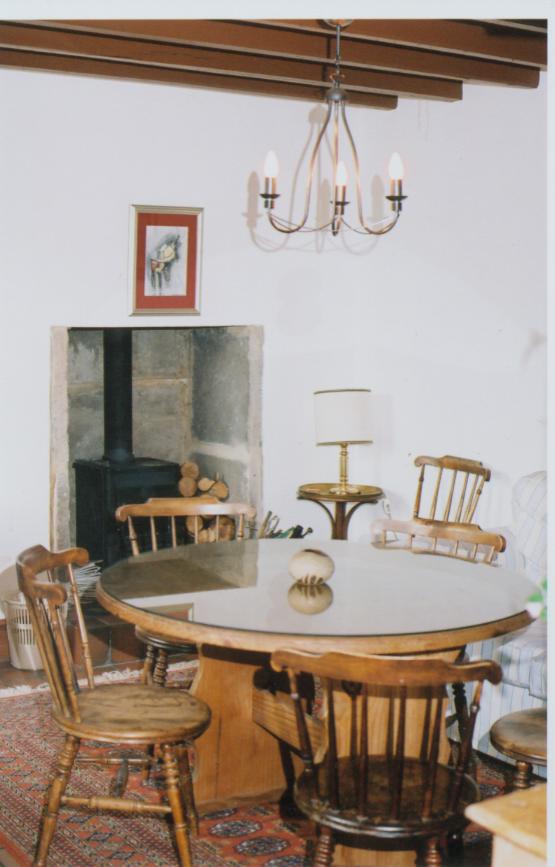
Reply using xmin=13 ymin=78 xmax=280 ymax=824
xmin=314 ymin=388 xmax=372 ymax=494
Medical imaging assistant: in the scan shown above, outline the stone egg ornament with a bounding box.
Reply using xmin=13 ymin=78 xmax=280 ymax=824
xmin=288 ymin=548 xmax=335 ymax=584
xmin=288 ymin=580 xmax=333 ymax=615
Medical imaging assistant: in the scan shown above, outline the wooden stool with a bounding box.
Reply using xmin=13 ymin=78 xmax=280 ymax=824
xmin=490 ymin=707 xmax=547 ymax=789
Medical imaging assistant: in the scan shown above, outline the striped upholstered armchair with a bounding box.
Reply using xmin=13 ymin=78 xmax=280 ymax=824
xmin=467 ymin=471 xmax=547 ymax=773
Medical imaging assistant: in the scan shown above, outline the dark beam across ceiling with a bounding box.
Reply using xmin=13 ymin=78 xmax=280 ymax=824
xmin=0 ymin=18 xmax=546 ymax=109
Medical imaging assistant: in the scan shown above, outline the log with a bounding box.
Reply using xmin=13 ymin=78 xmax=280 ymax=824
xmin=216 ymin=516 xmax=236 ymax=541
xmin=178 ymin=477 xmax=198 ymax=498
xmin=210 ymin=480 xmax=230 ymax=501
xmin=186 ymin=515 xmax=205 ymax=536
xmin=198 ymin=477 xmax=215 ymax=493
xmin=180 ymin=461 xmax=200 ymax=480
xmin=198 ymin=527 xmax=217 ymax=544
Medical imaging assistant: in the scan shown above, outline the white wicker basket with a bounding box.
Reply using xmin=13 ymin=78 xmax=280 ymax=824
xmin=1 ymin=591 xmax=67 ymax=671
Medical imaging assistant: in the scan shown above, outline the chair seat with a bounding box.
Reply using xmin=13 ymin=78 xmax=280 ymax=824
xmin=490 ymin=707 xmax=547 ymax=766
xmin=135 ymin=626 xmax=196 ymax=653
xmin=295 ymin=757 xmax=479 ymax=840
xmin=54 ymin=683 xmax=210 ymax=745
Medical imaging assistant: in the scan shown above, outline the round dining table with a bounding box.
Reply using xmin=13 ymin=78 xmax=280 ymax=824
xmin=98 ymin=538 xmax=533 ymax=866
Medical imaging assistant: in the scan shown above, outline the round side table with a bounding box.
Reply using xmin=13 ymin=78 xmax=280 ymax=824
xmin=297 ymin=482 xmax=384 ymax=540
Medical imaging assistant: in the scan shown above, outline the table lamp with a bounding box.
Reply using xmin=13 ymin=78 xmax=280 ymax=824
xmin=314 ymin=388 xmax=372 ymax=495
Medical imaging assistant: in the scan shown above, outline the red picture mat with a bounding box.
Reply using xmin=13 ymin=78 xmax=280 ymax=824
xmin=134 ymin=210 xmax=199 ymax=311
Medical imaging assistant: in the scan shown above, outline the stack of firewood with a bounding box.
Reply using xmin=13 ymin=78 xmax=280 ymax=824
xmin=178 ymin=461 xmax=234 ymax=543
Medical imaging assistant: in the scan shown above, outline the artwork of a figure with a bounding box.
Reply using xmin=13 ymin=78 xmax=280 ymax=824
xmin=144 ymin=226 xmax=188 ymax=296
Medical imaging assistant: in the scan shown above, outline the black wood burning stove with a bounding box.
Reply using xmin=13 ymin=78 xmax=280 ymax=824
xmin=74 ymin=329 xmax=180 ymax=566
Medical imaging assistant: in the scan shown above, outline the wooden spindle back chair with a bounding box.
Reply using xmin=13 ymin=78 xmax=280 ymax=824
xmin=115 ymin=499 xmax=256 ymax=687
xmin=16 ymin=544 xmax=211 ymax=867
xmin=413 ymin=455 xmax=491 ymax=525
xmin=372 ymin=517 xmax=506 ymax=564
xmin=116 ymin=498 xmax=255 ymax=554
xmin=372 ymin=518 xmax=505 ymax=774
xmin=272 ymin=648 xmax=502 ymax=867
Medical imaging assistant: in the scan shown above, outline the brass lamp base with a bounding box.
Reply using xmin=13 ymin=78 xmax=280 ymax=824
xmin=331 ymin=443 xmax=362 ymax=496
xmin=329 ymin=483 xmax=362 ymax=495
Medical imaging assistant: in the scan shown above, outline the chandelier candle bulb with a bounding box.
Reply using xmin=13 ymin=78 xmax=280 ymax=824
xmin=388 ymin=152 xmax=405 ymax=210
xmin=263 ymin=150 xmax=279 ymax=207
xmin=335 ymin=160 xmax=348 ymax=203
xmin=264 ymin=150 xmax=279 ymax=179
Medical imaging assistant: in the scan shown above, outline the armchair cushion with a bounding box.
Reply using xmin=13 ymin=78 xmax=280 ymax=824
xmin=512 ymin=471 xmax=547 ymax=582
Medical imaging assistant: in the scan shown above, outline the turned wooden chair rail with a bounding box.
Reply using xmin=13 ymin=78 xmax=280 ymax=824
xmin=271 ymin=648 xmax=501 ymax=867
xmin=115 ymin=498 xmax=256 ymax=688
xmin=372 ymin=517 xmax=506 ymax=564
xmin=413 ymin=455 xmax=491 ymax=525
xmin=16 ymin=544 xmax=211 ymax=867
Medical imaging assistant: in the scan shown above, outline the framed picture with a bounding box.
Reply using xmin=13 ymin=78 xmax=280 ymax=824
xmin=129 ymin=205 xmax=203 ymax=315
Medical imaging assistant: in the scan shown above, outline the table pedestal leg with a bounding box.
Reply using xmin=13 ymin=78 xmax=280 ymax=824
xmin=191 ymin=644 xmax=288 ymax=804
xmin=333 ymin=502 xmax=348 ymax=539
xmin=310 ymin=499 xmax=369 ymax=539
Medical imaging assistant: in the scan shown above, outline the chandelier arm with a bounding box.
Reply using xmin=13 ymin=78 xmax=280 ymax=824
xmin=342 ymin=214 xmax=400 ymax=235
xmin=341 ymin=103 xmax=400 ymax=236
xmin=267 ymin=212 xmax=335 ymax=233
xmin=265 ymin=101 xmax=334 ymax=234
xmin=266 ymin=211 xmax=305 ymax=234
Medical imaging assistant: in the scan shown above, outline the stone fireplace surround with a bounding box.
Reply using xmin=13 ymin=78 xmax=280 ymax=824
xmin=50 ymin=325 xmax=263 ymax=552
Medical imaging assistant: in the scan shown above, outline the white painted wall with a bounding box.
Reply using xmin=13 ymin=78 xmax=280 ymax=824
xmin=0 ymin=66 xmax=546 ymax=586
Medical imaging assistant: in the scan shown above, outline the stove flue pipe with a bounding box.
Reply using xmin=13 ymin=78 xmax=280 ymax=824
xmin=103 ymin=329 xmax=134 ymax=464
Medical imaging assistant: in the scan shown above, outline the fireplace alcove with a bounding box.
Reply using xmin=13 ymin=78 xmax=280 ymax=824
xmin=50 ymin=325 xmax=263 ymax=565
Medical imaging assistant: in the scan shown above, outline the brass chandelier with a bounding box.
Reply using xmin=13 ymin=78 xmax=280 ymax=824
xmin=260 ymin=20 xmax=407 ymax=237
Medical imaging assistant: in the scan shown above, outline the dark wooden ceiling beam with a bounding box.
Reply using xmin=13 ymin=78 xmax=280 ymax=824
xmin=480 ymin=20 xmax=548 ymax=34
xmin=0 ymin=47 xmax=398 ymax=109
xmin=31 ymin=20 xmax=541 ymax=89
xmin=0 ymin=22 xmax=462 ymax=100
xmin=260 ymin=19 xmax=547 ymax=68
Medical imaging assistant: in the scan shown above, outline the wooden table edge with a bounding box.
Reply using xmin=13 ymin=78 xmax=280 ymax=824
xmin=96 ymin=581 xmax=532 ymax=654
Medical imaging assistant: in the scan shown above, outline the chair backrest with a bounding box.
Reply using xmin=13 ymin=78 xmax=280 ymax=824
xmin=372 ymin=518 xmax=506 ymax=564
xmin=272 ymin=648 xmax=501 ymax=820
xmin=16 ymin=545 xmax=93 ymax=720
xmin=413 ymin=455 xmax=490 ymax=524
xmin=115 ymin=498 xmax=256 ymax=555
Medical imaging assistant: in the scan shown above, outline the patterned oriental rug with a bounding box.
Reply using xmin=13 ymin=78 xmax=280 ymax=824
xmin=0 ymin=670 xmax=510 ymax=866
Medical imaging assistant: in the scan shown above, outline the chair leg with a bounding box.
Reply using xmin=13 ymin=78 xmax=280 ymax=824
xmin=313 ymin=825 xmax=334 ymax=867
xmin=34 ymin=735 xmax=80 ymax=867
xmin=153 ymin=648 xmax=170 ymax=687
xmin=446 ymin=829 xmax=465 ymax=860
xmin=161 ymin=743 xmax=193 ymax=867
xmin=452 ymin=682 xmax=469 ymax=741
xmin=423 ymin=837 xmax=443 ymax=866
xmin=142 ymin=643 xmax=156 ymax=685
xmin=178 ymin=744 xmax=199 ymax=835
xmin=142 ymin=745 xmax=155 ymax=783
xmin=513 ymin=760 xmax=533 ymax=790
xmin=451 ymin=681 xmax=476 ymax=776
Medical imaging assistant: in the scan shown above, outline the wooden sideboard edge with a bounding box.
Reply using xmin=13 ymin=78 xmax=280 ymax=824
xmin=466 ymin=784 xmax=547 ymax=860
